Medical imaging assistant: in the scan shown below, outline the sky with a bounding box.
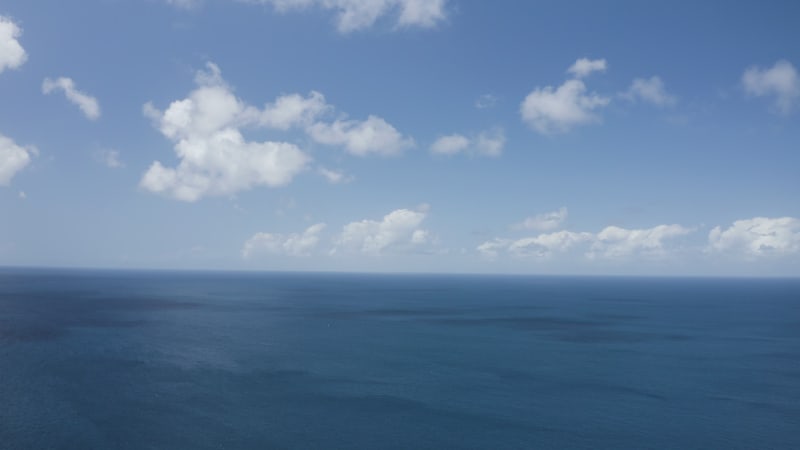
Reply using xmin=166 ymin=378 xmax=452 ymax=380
xmin=0 ymin=0 xmax=799 ymax=276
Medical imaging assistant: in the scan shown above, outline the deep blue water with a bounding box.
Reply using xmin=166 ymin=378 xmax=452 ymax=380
xmin=0 ymin=269 xmax=799 ymax=449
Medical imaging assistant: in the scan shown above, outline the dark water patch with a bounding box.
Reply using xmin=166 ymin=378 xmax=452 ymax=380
xmin=592 ymin=297 xmax=650 ymax=303
xmin=558 ymin=330 xmax=692 ymax=344
xmin=557 ymin=380 xmax=666 ymax=401
xmin=310 ymin=304 xmax=550 ymax=321
xmin=585 ymin=312 xmax=646 ymax=321
xmin=710 ymin=395 xmax=800 ymax=422
xmin=430 ymin=316 xmax=605 ymax=331
xmin=0 ymin=294 xmax=197 ymax=342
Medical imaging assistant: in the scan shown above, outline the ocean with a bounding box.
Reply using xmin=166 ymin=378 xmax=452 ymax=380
xmin=0 ymin=268 xmax=798 ymax=449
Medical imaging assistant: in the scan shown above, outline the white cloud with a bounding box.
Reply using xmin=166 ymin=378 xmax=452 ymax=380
xmin=475 ymin=93 xmax=497 ymax=109
xmin=333 ymin=207 xmax=430 ymax=255
xmin=0 ymin=133 xmax=35 ymax=186
xmin=622 ymin=76 xmax=676 ymax=107
xmin=708 ymin=217 xmax=800 ymax=257
xmin=0 ymin=16 xmax=26 ymax=74
xmin=142 ymin=62 xmax=410 ymax=200
xmin=567 ymin=58 xmax=607 ymax=78
xmin=589 ymin=224 xmax=691 ymax=259
xmin=308 ymin=115 xmax=413 ymax=156
xmin=18 ymin=190 xmax=26 ymax=199
xmin=478 ymin=230 xmax=592 ymax=259
xmin=742 ymin=60 xmax=799 ymax=114
xmin=253 ymin=91 xmax=330 ymax=130
xmin=430 ymin=128 xmax=505 ymax=157
xmin=430 ymin=133 xmax=469 ymax=155
xmin=508 ymin=231 xmax=593 ymax=258
xmin=317 ymin=166 xmax=352 ymax=184
xmin=476 ymin=238 xmax=510 ymax=259
xmin=243 ymin=223 xmax=326 ymax=258
xmin=397 ymin=0 xmax=447 ymax=28
xmin=513 ymin=207 xmax=568 ymax=231
xmin=481 ymin=220 xmax=693 ymax=261
xmin=140 ymin=63 xmax=311 ymax=201
xmin=248 ymin=0 xmax=448 ymax=33
xmin=520 ymin=79 xmax=610 ymax=134
xmin=475 ymin=128 xmax=505 ymax=157
xmin=42 ymin=77 xmax=101 ymax=120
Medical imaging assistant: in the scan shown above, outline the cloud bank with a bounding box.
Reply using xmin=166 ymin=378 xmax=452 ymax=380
xmin=708 ymin=217 xmax=800 ymax=257
xmin=480 ymin=222 xmax=692 ymax=260
xmin=243 ymin=223 xmax=327 ymax=257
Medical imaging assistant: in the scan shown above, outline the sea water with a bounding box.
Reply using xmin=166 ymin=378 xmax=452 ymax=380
xmin=0 ymin=268 xmax=798 ymax=449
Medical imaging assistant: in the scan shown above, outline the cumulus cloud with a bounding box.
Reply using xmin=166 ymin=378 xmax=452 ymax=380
xmin=142 ymin=62 xmax=410 ymax=200
xmin=480 ymin=220 xmax=692 ymax=260
xmin=742 ymin=60 xmax=799 ymax=114
xmin=430 ymin=128 xmax=505 ymax=157
xmin=253 ymin=91 xmax=330 ymax=130
xmin=589 ymin=224 xmax=692 ymax=259
xmin=242 ymin=223 xmax=327 ymax=258
xmin=478 ymin=230 xmax=592 ymax=259
xmin=140 ymin=63 xmax=311 ymax=201
xmin=708 ymin=217 xmax=800 ymax=257
xmin=0 ymin=133 xmax=35 ymax=186
xmin=520 ymin=58 xmax=613 ymax=134
xmin=567 ymin=58 xmax=607 ymax=78
xmin=42 ymin=77 xmax=101 ymax=120
xmin=308 ymin=115 xmax=413 ymax=156
xmin=0 ymin=15 xmax=26 ymax=74
xmin=513 ymin=207 xmax=568 ymax=231
xmin=521 ymin=79 xmax=609 ymax=134
xmin=247 ymin=0 xmax=448 ymax=33
xmin=333 ymin=206 xmax=430 ymax=255
xmin=622 ymin=76 xmax=676 ymax=107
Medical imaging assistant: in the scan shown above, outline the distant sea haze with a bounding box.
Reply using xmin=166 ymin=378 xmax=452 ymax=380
xmin=1 ymin=269 xmax=798 ymax=449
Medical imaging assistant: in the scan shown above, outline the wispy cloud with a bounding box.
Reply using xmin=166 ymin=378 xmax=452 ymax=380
xmin=621 ymin=76 xmax=676 ymax=107
xmin=742 ymin=60 xmax=799 ymax=114
xmin=243 ymin=223 xmax=327 ymax=258
xmin=42 ymin=77 xmax=101 ymax=120
xmin=513 ymin=207 xmax=568 ymax=231
xmin=238 ymin=0 xmax=448 ymax=33
xmin=430 ymin=128 xmax=505 ymax=157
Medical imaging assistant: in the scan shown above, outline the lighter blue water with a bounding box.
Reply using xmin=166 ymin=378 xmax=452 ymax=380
xmin=1 ymin=269 xmax=798 ymax=449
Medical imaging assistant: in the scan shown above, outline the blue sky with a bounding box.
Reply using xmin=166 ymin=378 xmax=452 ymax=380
xmin=1 ymin=0 xmax=799 ymax=275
